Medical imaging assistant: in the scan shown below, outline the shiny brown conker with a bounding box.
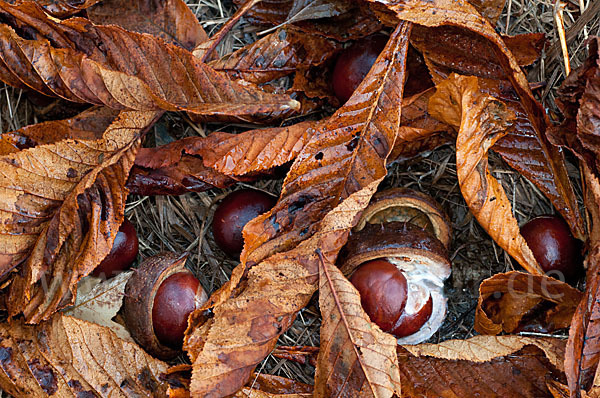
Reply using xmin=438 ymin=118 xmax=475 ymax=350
xmin=212 ymin=189 xmax=276 ymax=257
xmin=332 ymin=34 xmax=388 ymax=104
xmin=92 ymin=219 xmax=139 ymax=277
xmin=351 ymin=259 xmax=415 ymax=335
xmin=152 ymin=272 xmax=203 ymax=349
xmin=122 ymin=253 xmax=208 ymax=359
xmin=520 ymin=215 xmax=582 ymax=280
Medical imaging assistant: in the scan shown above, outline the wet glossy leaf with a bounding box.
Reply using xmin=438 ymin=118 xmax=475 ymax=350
xmin=0 ymin=314 xmax=168 ymax=397
xmin=475 ymin=271 xmax=582 ymax=335
xmin=315 ymin=251 xmax=401 ymax=397
xmin=88 ymin=0 xmax=209 ymax=50
xmin=1 ymin=110 xmax=159 ymax=323
xmin=429 ymin=74 xmax=542 ymax=274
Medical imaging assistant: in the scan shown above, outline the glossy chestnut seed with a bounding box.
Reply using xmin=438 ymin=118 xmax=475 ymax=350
xmin=212 ymin=189 xmax=276 ymax=256
xmin=152 ymin=272 xmax=202 ymax=349
xmin=350 ymin=259 xmax=408 ymax=333
xmin=520 ymin=215 xmax=582 ymax=280
xmin=389 ymin=295 xmax=433 ymax=338
xmin=92 ymin=219 xmax=139 ymax=277
xmin=332 ymin=34 xmax=388 ymax=104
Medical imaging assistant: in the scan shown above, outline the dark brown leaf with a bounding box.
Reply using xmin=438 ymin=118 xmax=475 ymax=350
xmin=398 ymin=335 xmax=566 ymax=398
xmin=88 ymin=0 xmax=209 ymax=51
xmin=475 ymin=271 xmax=582 ymax=335
xmin=12 ymin=0 xmax=102 ymax=17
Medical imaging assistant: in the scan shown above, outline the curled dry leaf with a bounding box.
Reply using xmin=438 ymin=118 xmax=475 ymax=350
xmin=126 ymin=158 xmax=235 ymax=196
xmin=399 ymin=335 xmax=566 ymax=397
xmin=0 ymin=314 xmax=168 ymax=397
xmin=368 ymin=0 xmax=584 ymax=240
xmin=315 ymin=251 xmax=401 ymax=398
xmin=429 ymin=74 xmax=542 ymax=274
xmin=185 ymin=21 xmax=411 ymax=397
xmin=210 ymin=27 xmax=340 ymax=84
xmin=63 ymin=271 xmax=134 ymax=341
xmin=1 ymin=110 xmax=159 ymax=323
xmin=127 ymin=120 xmax=317 ymax=195
xmin=87 ymin=0 xmax=209 ymax=51
xmin=241 ymin=22 xmax=411 ymax=264
xmin=0 ymin=2 xmax=298 ymax=122
xmin=475 ymin=271 xmax=583 ymax=335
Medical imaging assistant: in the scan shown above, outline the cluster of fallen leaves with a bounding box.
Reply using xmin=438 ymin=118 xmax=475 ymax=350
xmin=0 ymin=0 xmax=598 ymax=397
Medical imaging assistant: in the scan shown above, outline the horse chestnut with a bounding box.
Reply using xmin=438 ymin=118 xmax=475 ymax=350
xmin=350 ymin=259 xmax=408 ymax=332
xmin=122 ymin=252 xmax=208 ymax=359
xmin=350 ymin=258 xmax=434 ymax=338
xmin=332 ymin=34 xmax=388 ymax=104
xmin=92 ymin=219 xmax=138 ymax=277
xmin=152 ymin=272 xmax=204 ymax=349
xmin=212 ymin=189 xmax=276 ymax=257
xmin=520 ymin=215 xmax=582 ymax=280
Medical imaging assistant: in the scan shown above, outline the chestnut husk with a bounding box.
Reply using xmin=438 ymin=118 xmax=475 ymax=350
xmin=122 ymin=252 xmax=207 ymax=360
xmin=355 ymin=188 xmax=452 ymax=248
xmin=340 ymin=222 xmax=451 ymax=345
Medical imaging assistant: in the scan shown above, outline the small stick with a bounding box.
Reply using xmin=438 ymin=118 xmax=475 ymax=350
xmin=554 ymin=0 xmax=571 ymax=76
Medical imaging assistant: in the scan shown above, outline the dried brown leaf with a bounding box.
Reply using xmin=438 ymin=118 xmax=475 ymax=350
xmin=315 ymin=251 xmax=401 ymax=397
xmin=368 ymin=0 xmax=584 ymax=240
xmin=88 ymin=0 xmax=208 ymax=50
xmin=0 ymin=314 xmax=168 ymax=397
xmin=1 ymin=110 xmax=159 ymax=323
xmin=210 ymin=27 xmax=340 ymax=84
xmin=0 ymin=2 xmax=298 ymax=122
xmin=63 ymin=271 xmax=134 ymax=341
xmin=475 ymin=271 xmax=582 ymax=335
xmin=429 ymin=74 xmax=542 ymax=274
xmin=399 ymin=335 xmax=566 ymax=397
